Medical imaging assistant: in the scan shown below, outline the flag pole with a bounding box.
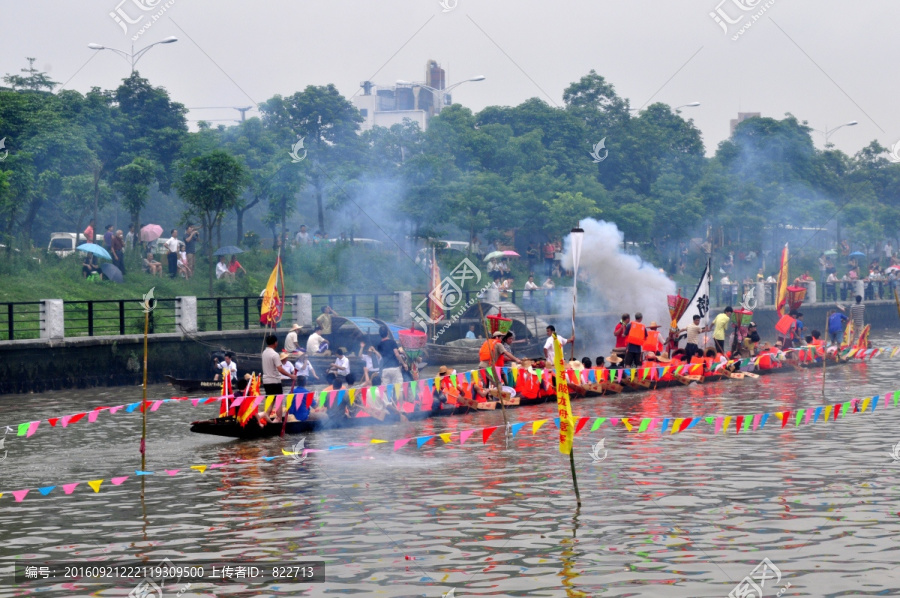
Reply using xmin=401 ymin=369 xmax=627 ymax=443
xmin=553 ymin=331 xmax=581 ymax=507
xmin=822 ymin=310 xmax=827 ymax=397
xmin=139 ymin=287 xmax=155 ymax=495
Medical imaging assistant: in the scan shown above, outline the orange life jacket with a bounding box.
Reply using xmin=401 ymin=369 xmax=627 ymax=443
xmin=643 ymin=330 xmax=662 ymax=352
xmin=478 ymin=339 xmax=498 ymax=362
xmin=625 ymin=322 xmax=646 ymax=347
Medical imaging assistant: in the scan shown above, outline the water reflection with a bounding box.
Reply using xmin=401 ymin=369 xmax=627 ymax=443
xmin=1 ymin=335 xmax=900 ymax=595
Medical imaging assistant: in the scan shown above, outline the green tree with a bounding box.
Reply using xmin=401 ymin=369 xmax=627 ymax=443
xmin=543 ymin=191 xmax=601 ymax=239
xmin=175 ymin=151 xmax=248 ymax=292
xmin=3 ymin=58 xmax=58 ymax=92
xmin=114 ymin=157 xmax=157 ymax=232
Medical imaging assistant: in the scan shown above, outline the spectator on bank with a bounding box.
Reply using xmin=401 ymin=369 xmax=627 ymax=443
xmin=82 ymin=253 xmax=100 ymax=279
xmin=228 ymin=255 xmax=246 ymax=277
xmin=215 ymin=256 xmax=234 ymax=281
xmin=103 ymin=224 xmax=114 ymax=249
xmin=112 ymin=229 xmax=126 ymax=275
xmin=125 ymin=224 xmax=135 ymax=253
xmin=295 ymin=224 xmax=310 ymax=246
xmin=143 ymin=251 xmax=162 ymax=276
xmin=184 ymin=224 xmax=200 ymax=278
xmin=164 ymin=229 xmax=179 ymax=278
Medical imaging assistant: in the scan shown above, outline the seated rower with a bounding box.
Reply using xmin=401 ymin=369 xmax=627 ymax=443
xmin=284 ymin=384 xmax=311 ymax=422
xmin=606 ymin=353 xmax=623 ymax=369
xmin=432 ymin=365 xmax=454 ymax=413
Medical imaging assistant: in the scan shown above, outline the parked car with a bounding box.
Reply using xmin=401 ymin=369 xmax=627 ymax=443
xmin=47 ymin=233 xmax=104 ymax=257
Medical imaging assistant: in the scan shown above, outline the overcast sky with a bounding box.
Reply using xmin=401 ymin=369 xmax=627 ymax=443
xmin=3 ymin=1 xmax=895 ymax=157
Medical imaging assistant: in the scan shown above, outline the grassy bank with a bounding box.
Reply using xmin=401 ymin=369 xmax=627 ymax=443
xmin=0 ymin=244 xmax=518 ymax=303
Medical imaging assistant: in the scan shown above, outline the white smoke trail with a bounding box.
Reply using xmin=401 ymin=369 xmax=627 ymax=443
xmin=560 ymin=219 xmax=675 ymax=329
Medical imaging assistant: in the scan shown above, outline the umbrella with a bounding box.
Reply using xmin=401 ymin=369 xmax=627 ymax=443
xmin=849 ymin=251 xmax=866 ymax=259
xmin=213 ymin=246 xmax=244 ymax=256
xmin=76 ymin=243 xmax=112 ymax=260
xmin=824 ymin=249 xmax=838 ymax=257
xmin=483 ymin=250 xmax=519 ymax=261
xmin=886 ymin=265 xmax=900 ymax=274
xmin=100 ymin=262 xmax=124 ymax=283
xmin=140 ymin=224 xmax=163 ymax=242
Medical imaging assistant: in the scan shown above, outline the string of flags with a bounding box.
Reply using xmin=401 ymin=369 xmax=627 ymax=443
xmin=6 ymin=344 xmax=897 ymax=441
xmin=2 ymin=389 xmax=899 ymax=505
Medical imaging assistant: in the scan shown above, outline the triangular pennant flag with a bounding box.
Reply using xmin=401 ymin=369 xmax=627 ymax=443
xmin=438 ymin=433 xmax=453 ymax=443
xmin=62 ymin=483 xmax=79 ymax=494
xmin=861 ymin=398 xmax=871 ymax=413
xmin=16 ymin=422 xmax=28 ymax=436
xmin=191 ymin=465 xmax=208 ymax=474
xmin=12 ymin=489 xmax=30 ymax=502
xmin=136 ymin=471 xmax=154 ymax=476
xmin=150 ymin=400 xmax=164 ymax=412
xmin=533 ymin=420 xmax=548 ymax=434
xmin=781 ymin=411 xmax=791 ymax=428
xmin=125 ymin=402 xmax=141 ymax=413
xmin=609 ymin=417 xmax=620 ymax=428
xmin=813 ymin=406 xmax=823 ymax=423
xmin=510 ymin=422 xmax=525 ymax=437
xmin=393 ymin=438 xmax=412 ymax=451
xmin=591 ymin=417 xmax=606 ymax=432
xmin=759 ymin=413 xmax=770 ymax=429
xmin=752 ymin=413 xmax=762 ymax=431
xmin=794 ymin=409 xmax=804 ymax=427
xmin=622 ymin=418 xmax=633 ymax=431
xmin=109 ymin=405 xmax=124 ymax=414
xmin=714 ymin=417 xmax=724 ymax=435
xmin=25 ymin=421 xmax=40 ymax=437
xmin=416 ymin=436 xmax=434 ymax=448
xmin=575 ymin=417 xmax=590 ymax=435
xmin=460 ymin=429 xmax=476 ymax=444
xmin=48 ymin=417 xmax=59 ymax=427
xmin=671 ymin=418 xmax=683 ymax=434
xmin=38 ymin=486 xmax=55 ymax=496
xmin=165 ymin=469 xmax=180 ymax=476
xmin=823 ymin=405 xmax=833 ymax=421
xmin=679 ymin=418 xmax=693 ymax=432
xmin=482 ymin=426 xmax=498 ymax=443
xmin=87 ymin=410 xmax=100 ymax=423
xmin=88 ymin=480 xmax=103 ymax=493
xmin=348 ymin=388 xmax=356 ymax=406
xmin=660 ymin=418 xmax=670 ymax=434
xmin=636 ymin=418 xmax=650 ymax=433
xmin=553 ymin=418 xmax=561 ymax=429
xmin=191 ymin=398 xmax=203 ymax=407
xmin=370 ymin=439 xmax=387 ymax=444
xmin=735 ymin=416 xmax=744 ymax=434
xmin=111 ymin=476 xmax=129 ymax=486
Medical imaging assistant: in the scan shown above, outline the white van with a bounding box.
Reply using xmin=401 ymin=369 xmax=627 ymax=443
xmin=48 ymin=232 xmax=103 ymax=257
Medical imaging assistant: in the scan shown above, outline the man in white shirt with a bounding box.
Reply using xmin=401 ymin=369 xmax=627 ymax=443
xmin=164 ymin=229 xmax=179 ymax=278
xmin=295 ymin=225 xmax=310 ymax=246
xmin=294 ymin=353 xmax=319 ymax=387
xmin=524 ymin=275 xmax=539 ymax=309
xmin=306 ymin=326 xmax=330 ymax=355
xmin=284 ymin=323 xmax=302 ymax=353
xmin=327 ymin=348 xmax=351 ymax=386
xmin=543 ymin=325 xmax=574 ymax=360
xmin=261 ymin=335 xmax=295 ymax=421
xmin=215 ymin=352 xmax=238 ymax=382
xmin=279 ymin=352 xmax=296 ymax=382
xmin=215 ymin=256 xmax=232 ymax=280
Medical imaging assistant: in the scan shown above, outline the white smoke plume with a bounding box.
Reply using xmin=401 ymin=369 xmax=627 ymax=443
xmin=561 ymin=218 xmax=676 ymax=330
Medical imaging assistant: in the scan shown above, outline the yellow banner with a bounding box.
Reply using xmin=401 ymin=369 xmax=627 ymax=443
xmin=552 ymin=333 xmax=575 ymax=454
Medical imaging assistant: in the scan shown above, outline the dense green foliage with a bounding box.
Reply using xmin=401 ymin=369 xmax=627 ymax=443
xmin=2 ymin=61 xmax=899 ymax=299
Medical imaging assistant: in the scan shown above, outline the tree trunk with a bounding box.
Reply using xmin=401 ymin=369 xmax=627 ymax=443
xmin=314 ymin=173 xmax=325 ymax=234
xmin=21 ymin=196 xmax=44 ymax=243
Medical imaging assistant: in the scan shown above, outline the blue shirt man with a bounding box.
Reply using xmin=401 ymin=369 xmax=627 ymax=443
xmin=828 ymin=311 xmax=848 ymax=344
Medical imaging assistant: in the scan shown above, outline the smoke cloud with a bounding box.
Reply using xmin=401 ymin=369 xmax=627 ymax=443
xmin=561 ymin=218 xmax=676 ymax=330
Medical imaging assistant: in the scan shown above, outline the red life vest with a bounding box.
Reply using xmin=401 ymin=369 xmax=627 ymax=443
xmin=479 ymin=339 xmax=497 ymax=362
xmin=625 ymin=322 xmax=646 ymax=347
xmin=643 ymin=330 xmax=662 ymax=352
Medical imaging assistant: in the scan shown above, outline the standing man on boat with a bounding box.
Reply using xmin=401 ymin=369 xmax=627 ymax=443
xmin=374 ymin=325 xmax=406 ymax=387
xmin=712 ymin=306 xmax=733 ymax=354
xmin=613 ymin=314 xmax=630 ymax=361
xmin=683 ymin=314 xmax=706 ymax=361
xmin=622 ymin=313 xmax=647 ymax=368
xmin=543 ymin=325 xmax=574 ymax=361
xmin=828 ymin=308 xmax=848 ymax=345
xmin=261 ymin=334 xmax=295 ymax=421
xmin=480 ymin=331 xmax=522 ymax=368
xmin=850 ymin=295 xmax=865 ymax=342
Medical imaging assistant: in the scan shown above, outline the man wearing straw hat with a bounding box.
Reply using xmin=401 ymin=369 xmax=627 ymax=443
xmin=480 ymin=331 xmax=521 ymax=368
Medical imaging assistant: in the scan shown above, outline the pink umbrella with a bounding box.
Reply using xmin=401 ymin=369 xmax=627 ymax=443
xmin=502 ymin=250 xmax=520 ymax=257
xmin=140 ymin=224 xmax=163 ymax=242
xmin=886 ymin=265 xmax=900 ymax=274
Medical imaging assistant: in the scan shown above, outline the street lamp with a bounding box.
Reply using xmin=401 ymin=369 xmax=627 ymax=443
xmin=675 ymin=102 xmax=701 ymax=113
xmin=396 ymin=75 xmax=485 ymax=113
xmin=88 ymin=36 xmax=178 ymax=73
xmin=812 ymin=120 xmax=858 ymax=147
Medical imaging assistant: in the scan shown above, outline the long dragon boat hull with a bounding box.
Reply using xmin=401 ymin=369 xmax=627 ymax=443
xmin=189 ymin=357 xmax=853 ymax=440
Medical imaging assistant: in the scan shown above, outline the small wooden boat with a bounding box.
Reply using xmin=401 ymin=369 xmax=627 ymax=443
xmin=166 ymin=375 xmax=287 ymax=394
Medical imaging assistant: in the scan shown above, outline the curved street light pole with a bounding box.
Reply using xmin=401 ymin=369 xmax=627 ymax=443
xmin=88 ymin=36 xmax=178 ymax=73
xmin=812 ymin=120 xmax=858 ymax=147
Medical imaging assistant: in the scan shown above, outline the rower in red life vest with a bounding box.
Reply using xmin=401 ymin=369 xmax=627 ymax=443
xmin=623 ymin=312 xmax=648 ymax=368
xmin=479 ymin=331 xmax=522 ymax=368
xmin=613 ymin=314 xmax=630 ymax=361
xmin=642 ymin=321 xmax=664 ymax=354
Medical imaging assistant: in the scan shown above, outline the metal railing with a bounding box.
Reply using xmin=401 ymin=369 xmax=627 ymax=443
xmin=0 ymin=301 xmax=43 ymax=340
xmin=63 ymin=299 xmax=176 ymax=337
xmin=310 ymin=293 xmax=399 ymax=321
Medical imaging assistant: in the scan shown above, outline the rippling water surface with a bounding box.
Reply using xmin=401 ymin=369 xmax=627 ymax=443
xmin=2 ymin=334 xmax=900 ymax=597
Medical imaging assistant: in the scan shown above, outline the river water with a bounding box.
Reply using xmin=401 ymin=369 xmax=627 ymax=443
xmin=2 ymin=333 xmax=900 ymax=597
